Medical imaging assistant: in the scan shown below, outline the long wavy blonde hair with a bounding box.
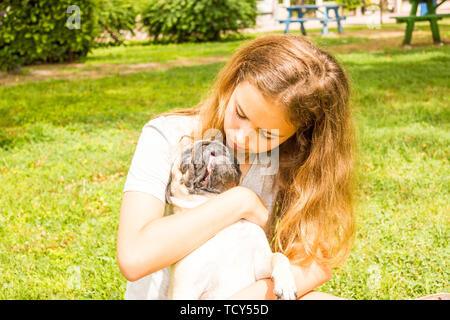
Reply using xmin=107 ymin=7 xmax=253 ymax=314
xmin=152 ymin=34 xmax=359 ymax=269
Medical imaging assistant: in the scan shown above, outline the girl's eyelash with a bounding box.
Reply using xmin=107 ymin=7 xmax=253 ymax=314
xmin=235 ymin=105 xmax=246 ymax=119
xmin=235 ymin=105 xmax=274 ymax=140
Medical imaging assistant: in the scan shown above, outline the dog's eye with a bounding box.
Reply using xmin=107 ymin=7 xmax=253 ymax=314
xmin=180 ymin=162 xmax=189 ymax=174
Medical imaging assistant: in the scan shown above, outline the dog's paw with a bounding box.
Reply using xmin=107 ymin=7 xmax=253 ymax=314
xmin=270 ymin=253 xmax=298 ymax=300
xmin=271 ymin=272 xmax=298 ymax=300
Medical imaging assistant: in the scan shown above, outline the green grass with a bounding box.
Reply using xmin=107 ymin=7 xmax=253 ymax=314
xmin=0 ymin=23 xmax=449 ymax=299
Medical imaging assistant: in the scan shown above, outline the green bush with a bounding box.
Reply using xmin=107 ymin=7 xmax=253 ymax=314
xmin=0 ymin=0 xmax=139 ymax=71
xmin=336 ymin=0 xmax=366 ymax=10
xmin=141 ymin=0 xmax=257 ymax=43
xmin=0 ymin=0 xmax=98 ymax=71
xmin=95 ymin=0 xmax=138 ymax=45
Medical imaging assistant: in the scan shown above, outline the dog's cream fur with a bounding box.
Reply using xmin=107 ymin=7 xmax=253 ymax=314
xmin=165 ymin=138 xmax=298 ymax=300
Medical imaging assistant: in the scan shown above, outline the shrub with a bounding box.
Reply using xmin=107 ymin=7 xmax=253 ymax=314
xmin=0 ymin=0 xmax=139 ymax=71
xmin=95 ymin=0 xmax=138 ymax=45
xmin=0 ymin=0 xmax=98 ymax=71
xmin=141 ymin=0 xmax=257 ymax=43
xmin=336 ymin=0 xmax=366 ymax=11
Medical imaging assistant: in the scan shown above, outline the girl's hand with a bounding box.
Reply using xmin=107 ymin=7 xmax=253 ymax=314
xmin=227 ymin=186 xmax=269 ymax=228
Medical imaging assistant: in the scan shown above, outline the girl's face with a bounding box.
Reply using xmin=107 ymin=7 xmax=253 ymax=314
xmin=223 ymin=81 xmax=298 ymax=155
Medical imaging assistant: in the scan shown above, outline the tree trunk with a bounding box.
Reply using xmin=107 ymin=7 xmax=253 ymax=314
xmin=380 ymin=0 xmax=384 ymax=25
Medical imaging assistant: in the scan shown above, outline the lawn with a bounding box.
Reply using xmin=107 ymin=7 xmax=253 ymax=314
xmin=0 ymin=22 xmax=448 ymax=299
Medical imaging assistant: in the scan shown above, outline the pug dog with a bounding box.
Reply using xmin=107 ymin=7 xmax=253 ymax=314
xmin=164 ymin=137 xmax=298 ymax=300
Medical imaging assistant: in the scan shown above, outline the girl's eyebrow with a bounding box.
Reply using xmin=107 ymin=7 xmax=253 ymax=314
xmin=236 ymin=98 xmax=283 ymax=138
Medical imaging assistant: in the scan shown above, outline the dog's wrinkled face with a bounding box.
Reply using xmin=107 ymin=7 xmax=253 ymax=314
xmin=167 ymin=139 xmax=241 ymax=201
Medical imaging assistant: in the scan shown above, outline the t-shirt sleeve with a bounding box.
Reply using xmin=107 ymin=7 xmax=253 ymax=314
xmin=122 ymin=119 xmax=172 ymax=204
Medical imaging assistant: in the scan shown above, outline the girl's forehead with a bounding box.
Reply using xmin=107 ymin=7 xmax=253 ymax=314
xmin=233 ymin=81 xmax=297 ymax=137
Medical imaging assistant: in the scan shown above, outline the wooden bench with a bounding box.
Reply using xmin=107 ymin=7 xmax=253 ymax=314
xmin=279 ymin=4 xmax=346 ymax=36
xmin=394 ymin=13 xmax=450 ymax=21
xmin=392 ymin=0 xmax=449 ymax=45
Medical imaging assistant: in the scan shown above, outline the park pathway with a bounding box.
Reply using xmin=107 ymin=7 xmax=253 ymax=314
xmin=0 ymin=56 xmax=228 ymax=87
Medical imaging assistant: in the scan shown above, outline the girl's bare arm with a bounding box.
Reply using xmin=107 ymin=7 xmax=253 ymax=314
xmin=117 ymin=186 xmax=268 ymax=281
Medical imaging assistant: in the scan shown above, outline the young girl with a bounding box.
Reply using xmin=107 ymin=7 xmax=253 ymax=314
xmin=117 ymin=34 xmax=357 ymax=300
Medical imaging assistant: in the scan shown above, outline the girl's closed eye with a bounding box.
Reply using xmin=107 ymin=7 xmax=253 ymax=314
xmin=235 ymin=104 xmax=274 ymax=140
xmin=235 ymin=104 xmax=246 ymax=120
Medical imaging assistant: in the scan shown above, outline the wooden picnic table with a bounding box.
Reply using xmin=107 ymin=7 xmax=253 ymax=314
xmin=279 ymin=4 xmax=346 ymax=36
xmin=393 ymin=0 xmax=450 ymax=45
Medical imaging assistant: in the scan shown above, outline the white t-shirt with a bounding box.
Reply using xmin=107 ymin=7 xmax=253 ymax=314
xmin=122 ymin=114 xmax=280 ymax=299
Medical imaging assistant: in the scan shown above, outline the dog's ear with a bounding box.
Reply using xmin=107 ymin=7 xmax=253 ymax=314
xmin=178 ymin=135 xmax=194 ymax=150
